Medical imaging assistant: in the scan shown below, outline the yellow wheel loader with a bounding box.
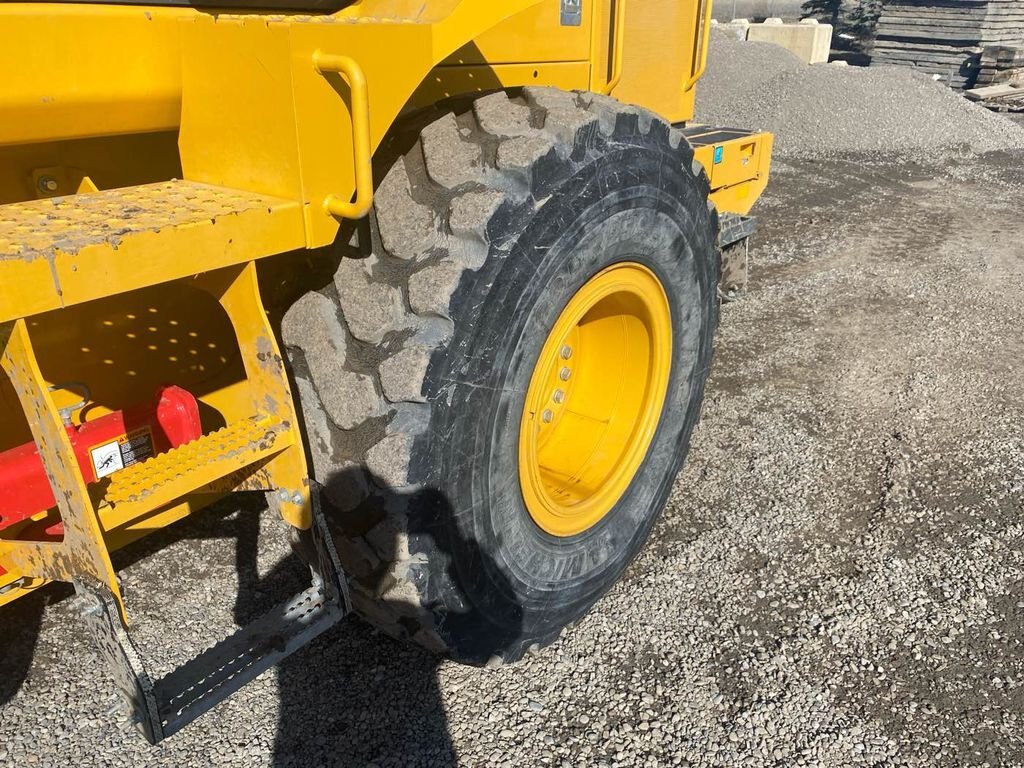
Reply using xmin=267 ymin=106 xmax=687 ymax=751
xmin=0 ymin=0 xmax=771 ymax=742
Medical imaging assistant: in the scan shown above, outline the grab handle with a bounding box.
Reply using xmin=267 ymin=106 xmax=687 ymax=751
xmin=683 ymin=0 xmax=713 ymax=93
xmin=602 ymin=0 xmax=626 ymax=95
xmin=313 ymin=51 xmax=373 ymax=220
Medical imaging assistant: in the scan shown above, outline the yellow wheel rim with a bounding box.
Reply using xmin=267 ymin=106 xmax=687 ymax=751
xmin=518 ymin=262 xmax=673 ymax=537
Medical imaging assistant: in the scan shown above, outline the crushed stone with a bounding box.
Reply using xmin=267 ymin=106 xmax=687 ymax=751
xmin=694 ymin=31 xmax=1024 ymax=156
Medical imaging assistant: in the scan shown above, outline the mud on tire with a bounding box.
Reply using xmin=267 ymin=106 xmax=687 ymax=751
xmin=280 ymin=87 xmax=720 ymax=664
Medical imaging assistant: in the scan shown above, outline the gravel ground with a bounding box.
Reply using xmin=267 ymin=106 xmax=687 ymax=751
xmin=3 ymin=146 xmax=1024 ymax=766
xmin=695 ymin=33 xmax=1024 ymax=156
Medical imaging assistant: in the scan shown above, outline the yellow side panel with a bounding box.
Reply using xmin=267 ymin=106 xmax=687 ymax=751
xmin=179 ymin=18 xmax=303 ymax=202
xmin=613 ymin=0 xmax=700 ymax=123
xmin=0 ymin=5 xmax=189 ymax=146
xmin=410 ymin=62 xmax=591 ymax=111
xmin=452 ymin=1 xmax=592 ymax=64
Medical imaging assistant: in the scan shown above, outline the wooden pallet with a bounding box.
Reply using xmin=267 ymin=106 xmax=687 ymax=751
xmin=964 ymin=80 xmax=1024 ymax=109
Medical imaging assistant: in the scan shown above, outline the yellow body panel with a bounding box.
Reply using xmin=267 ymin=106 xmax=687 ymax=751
xmin=690 ymin=128 xmax=775 ymax=216
xmin=613 ymin=0 xmax=705 ymax=122
xmin=0 ymin=0 xmax=772 ymax=607
xmin=452 ymin=0 xmax=592 ymax=64
xmin=0 ymin=5 xmax=188 ymax=146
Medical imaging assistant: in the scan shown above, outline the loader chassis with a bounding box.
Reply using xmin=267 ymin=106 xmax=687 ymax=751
xmin=0 ymin=0 xmax=772 ymax=741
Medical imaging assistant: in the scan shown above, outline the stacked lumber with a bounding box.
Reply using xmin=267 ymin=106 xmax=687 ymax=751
xmin=872 ymin=0 xmax=1024 ymax=89
xmin=975 ymin=43 xmax=1024 ymax=83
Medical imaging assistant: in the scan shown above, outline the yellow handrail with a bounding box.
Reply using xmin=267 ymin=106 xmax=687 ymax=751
xmin=313 ymin=51 xmax=374 ymax=220
xmin=602 ymin=0 xmax=626 ymax=95
xmin=683 ymin=0 xmax=714 ymax=92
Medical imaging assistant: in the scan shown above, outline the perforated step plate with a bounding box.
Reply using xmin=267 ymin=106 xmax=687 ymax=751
xmin=77 ymin=500 xmax=349 ymax=744
xmin=100 ymin=418 xmax=294 ymax=528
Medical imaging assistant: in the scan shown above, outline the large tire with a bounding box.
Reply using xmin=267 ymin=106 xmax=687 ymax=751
xmin=280 ymin=87 xmax=719 ymax=664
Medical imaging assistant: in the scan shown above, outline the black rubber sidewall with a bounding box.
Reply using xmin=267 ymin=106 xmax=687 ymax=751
xmin=411 ymin=139 xmax=717 ymax=662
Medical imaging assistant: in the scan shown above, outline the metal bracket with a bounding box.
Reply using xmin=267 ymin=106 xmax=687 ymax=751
xmin=0 ymin=319 xmax=125 ymax=618
xmin=560 ymin=0 xmax=582 ymax=26
xmin=718 ymin=213 xmax=757 ymax=298
xmin=718 ymin=212 xmax=757 ymax=249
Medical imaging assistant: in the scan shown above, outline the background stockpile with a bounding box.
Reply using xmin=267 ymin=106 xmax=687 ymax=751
xmin=696 ymin=31 xmax=1024 ymax=154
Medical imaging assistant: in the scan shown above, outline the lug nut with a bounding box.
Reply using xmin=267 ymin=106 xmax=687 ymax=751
xmin=552 ymin=388 xmax=565 ymax=404
xmin=560 ymin=345 xmax=573 ymax=360
xmin=541 ymin=409 xmax=553 ymax=423
xmin=559 ymin=367 xmax=571 ymax=381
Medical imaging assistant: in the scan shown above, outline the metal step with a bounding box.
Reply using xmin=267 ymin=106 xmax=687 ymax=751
xmin=0 ymin=180 xmax=304 ymax=324
xmin=77 ymin=500 xmax=349 ymax=744
xmin=155 ymin=584 xmax=342 ymax=739
xmin=101 ymin=417 xmax=293 ymax=528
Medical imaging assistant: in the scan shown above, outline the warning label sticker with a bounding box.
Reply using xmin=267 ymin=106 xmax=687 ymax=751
xmin=90 ymin=428 xmax=155 ymax=479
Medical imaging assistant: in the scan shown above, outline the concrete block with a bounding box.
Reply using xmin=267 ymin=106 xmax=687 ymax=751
xmin=712 ymin=0 xmax=804 ymax=24
xmin=746 ymin=19 xmax=833 ymax=63
xmin=713 ymin=18 xmax=751 ymax=41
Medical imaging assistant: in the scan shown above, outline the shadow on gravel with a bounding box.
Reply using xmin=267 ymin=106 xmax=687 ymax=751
xmin=235 ymin=468 xmax=522 ymax=768
xmin=0 ymin=471 xmax=519 ymax=766
xmin=0 ymin=590 xmax=47 ymax=706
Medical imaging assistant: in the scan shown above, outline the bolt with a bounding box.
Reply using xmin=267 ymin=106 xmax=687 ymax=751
xmin=291 ymin=492 xmax=303 ymax=505
xmin=559 ymin=367 xmax=571 ymax=381
xmin=277 ymin=489 xmax=290 ymax=502
xmin=552 ymin=388 xmax=565 ymax=404
xmin=560 ymin=345 xmax=573 ymax=360
xmin=541 ymin=409 xmax=553 ymax=423
xmin=37 ymin=176 xmax=58 ymax=194
xmin=0 ymin=576 xmax=28 ymax=596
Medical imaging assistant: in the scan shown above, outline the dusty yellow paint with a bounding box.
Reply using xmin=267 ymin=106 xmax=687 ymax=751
xmin=0 ymin=0 xmax=772 ymax=606
xmin=0 ymin=319 xmax=126 ymax=618
xmin=0 ymin=180 xmax=306 ymax=323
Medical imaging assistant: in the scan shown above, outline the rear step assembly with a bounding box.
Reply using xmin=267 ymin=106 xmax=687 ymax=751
xmin=0 ymin=180 xmax=350 ymax=742
xmin=679 ymin=123 xmax=768 ymax=295
xmin=77 ymin=499 xmax=348 ymax=744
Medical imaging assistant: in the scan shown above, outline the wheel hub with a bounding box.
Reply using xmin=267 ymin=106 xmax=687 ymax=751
xmin=518 ymin=262 xmax=673 ymax=537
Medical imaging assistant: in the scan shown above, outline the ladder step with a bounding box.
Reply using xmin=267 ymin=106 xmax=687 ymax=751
xmin=77 ymin=500 xmax=349 ymax=744
xmin=102 ymin=418 xmax=292 ymax=524
xmin=156 ymin=583 xmax=343 ymax=739
xmin=0 ymin=180 xmax=304 ymax=324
